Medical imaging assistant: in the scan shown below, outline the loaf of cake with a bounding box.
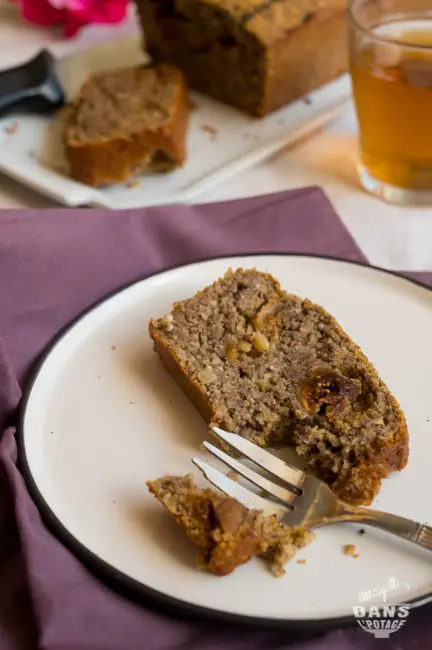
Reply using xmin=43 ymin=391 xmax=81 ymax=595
xmin=135 ymin=0 xmax=348 ymax=116
xmin=148 ymin=474 xmax=314 ymax=576
xmin=64 ymin=64 xmax=189 ymax=187
xmin=149 ymin=269 xmax=409 ymax=506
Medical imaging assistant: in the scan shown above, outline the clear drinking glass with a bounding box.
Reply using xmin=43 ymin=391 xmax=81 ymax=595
xmin=349 ymin=0 xmax=432 ymax=205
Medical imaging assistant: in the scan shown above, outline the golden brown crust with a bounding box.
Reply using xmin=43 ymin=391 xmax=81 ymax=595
xmin=64 ymin=64 xmax=189 ymax=187
xmin=149 ymin=323 xmax=213 ymax=421
xmin=334 ymin=422 xmax=408 ymax=506
xmin=252 ymin=3 xmax=349 ymax=115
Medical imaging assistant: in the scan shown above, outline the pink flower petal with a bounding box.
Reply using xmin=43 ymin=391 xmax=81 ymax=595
xmin=49 ymin=0 xmax=70 ymax=9
xmin=63 ymin=13 xmax=87 ymax=37
xmin=20 ymin=0 xmax=63 ymax=27
xmin=71 ymin=0 xmax=128 ymax=23
xmin=17 ymin=0 xmax=129 ymax=37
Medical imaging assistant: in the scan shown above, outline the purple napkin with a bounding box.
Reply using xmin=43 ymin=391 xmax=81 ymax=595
xmin=0 ymin=188 xmax=430 ymax=650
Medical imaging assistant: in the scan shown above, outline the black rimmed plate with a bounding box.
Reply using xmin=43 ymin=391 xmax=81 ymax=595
xmin=19 ymin=254 xmax=432 ymax=627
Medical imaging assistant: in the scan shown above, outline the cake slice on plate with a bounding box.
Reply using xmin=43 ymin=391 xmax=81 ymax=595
xmin=149 ymin=268 xmax=408 ymax=506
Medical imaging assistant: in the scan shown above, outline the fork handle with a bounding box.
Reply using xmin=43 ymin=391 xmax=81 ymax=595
xmin=344 ymin=507 xmax=432 ymax=551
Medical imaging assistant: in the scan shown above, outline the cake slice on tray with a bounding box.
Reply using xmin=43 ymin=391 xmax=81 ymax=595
xmin=64 ymin=64 xmax=189 ymax=187
xmin=149 ymin=268 xmax=408 ymax=507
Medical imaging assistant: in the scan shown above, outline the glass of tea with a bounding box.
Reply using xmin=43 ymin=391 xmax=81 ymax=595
xmin=349 ymin=0 xmax=432 ymax=205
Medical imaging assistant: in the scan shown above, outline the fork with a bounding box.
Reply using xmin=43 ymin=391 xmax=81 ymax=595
xmin=192 ymin=426 xmax=432 ymax=551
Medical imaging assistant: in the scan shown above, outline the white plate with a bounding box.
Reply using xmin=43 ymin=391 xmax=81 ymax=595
xmin=20 ymin=255 xmax=432 ymax=626
xmin=0 ymin=35 xmax=350 ymax=209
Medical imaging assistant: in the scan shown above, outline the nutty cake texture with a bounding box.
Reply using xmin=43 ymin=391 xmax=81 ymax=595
xmin=148 ymin=474 xmax=314 ymax=576
xmin=136 ymin=0 xmax=348 ymax=116
xmin=149 ymin=269 xmax=408 ymax=506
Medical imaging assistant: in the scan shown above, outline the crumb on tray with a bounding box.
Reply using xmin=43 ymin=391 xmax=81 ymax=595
xmin=297 ymin=558 xmax=307 ymax=565
xmin=201 ymin=125 xmax=218 ymax=140
xmin=126 ymin=179 xmax=141 ymax=189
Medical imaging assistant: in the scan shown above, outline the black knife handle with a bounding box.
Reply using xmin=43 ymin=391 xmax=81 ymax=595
xmin=0 ymin=50 xmax=65 ymax=118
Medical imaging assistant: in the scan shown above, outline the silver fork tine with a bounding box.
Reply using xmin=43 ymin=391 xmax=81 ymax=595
xmin=192 ymin=457 xmax=285 ymax=518
xmin=212 ymin=427 xmax=305 ymax=491
xmin=203 ymin=441 xmax=297 ymax=505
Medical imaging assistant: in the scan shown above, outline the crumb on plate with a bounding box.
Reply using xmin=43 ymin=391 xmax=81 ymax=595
xmin=4 ymin=121 xmax=18 ymax=135
xmin=343 ymin=544 xmax=359 ymax=558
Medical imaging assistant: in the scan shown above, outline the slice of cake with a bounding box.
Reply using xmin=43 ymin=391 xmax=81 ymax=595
xmin=149 ymin=269 xmax=408 ymax=506
xmin=147 ymin=474 xmax=314 ymax=576
xmin=64 ymin=64 xmax=189 ymax=187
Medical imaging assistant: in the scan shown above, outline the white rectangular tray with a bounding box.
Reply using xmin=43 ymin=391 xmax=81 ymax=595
xmin=0 ymin=67 xmax=351 ymax=209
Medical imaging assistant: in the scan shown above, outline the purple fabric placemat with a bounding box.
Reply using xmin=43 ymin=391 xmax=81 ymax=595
xmin=0 ymin=188 xmax=430 ymax=650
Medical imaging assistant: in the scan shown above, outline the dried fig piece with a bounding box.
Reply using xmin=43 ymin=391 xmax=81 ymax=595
xmin=300 ymin=368 xmax=361 ymax=418
xmin=252 ymin=301 xmax=283 ymax=337
xmin=210 ymin=495 xmax=248 ymax=535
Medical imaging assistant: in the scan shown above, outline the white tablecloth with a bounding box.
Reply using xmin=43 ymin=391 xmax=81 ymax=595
xmin=1 ymin=6 xmax=431 ymax=272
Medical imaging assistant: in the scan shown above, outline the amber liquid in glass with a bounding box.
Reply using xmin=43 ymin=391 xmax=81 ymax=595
xmin=351 ymin=22 xmax=432 ymax=190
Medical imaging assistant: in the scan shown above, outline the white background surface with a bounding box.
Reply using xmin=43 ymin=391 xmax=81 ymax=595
xmin=1 ymin=7 xmax=432 ymax=271
xmin=22 ymin=255 xmax=432 ymax=621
